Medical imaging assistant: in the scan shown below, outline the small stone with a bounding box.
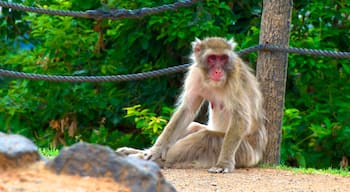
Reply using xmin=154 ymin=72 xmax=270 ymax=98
xmin=0 ymin=133 xmax=41 ymax=170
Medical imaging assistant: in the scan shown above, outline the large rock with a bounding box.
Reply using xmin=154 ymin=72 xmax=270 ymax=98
xmin=46 ymin=142 xmax=176 ymax=192
xmin=0 ymin=133 xmax=41 ymax=170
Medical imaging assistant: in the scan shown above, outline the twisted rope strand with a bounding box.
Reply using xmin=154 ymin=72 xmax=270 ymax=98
xmin=0 ymin=45 xmax=349 ymax=82
xmin=260 ymin=44 xmax=350 ymax=59
xmin=0 ymin=0 xmax=195 ymax=20
xmin=0 ymin=64 xmax=190 ymax=82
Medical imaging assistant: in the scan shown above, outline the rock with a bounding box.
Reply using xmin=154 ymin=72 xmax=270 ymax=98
xmin=46 ymin=142 xmax=176 ymax=192
xmin=0 ymin=133 xmax=41 ymax=170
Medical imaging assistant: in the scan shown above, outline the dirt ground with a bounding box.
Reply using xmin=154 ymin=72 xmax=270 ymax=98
xmin=163 ymin=168 xmax=350 ymax=192
xmin=0 ymin=163 xmax=349 ymax=192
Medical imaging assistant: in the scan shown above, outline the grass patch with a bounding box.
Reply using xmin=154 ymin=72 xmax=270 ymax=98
xmin=39 ymin=148 xmax=59 ymax=159
xmin=261 ymin=164 xmax=350 ymax=177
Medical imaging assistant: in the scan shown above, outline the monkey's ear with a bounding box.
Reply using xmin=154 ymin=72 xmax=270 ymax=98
xmin=192 ymin=38 xmax=202 ymax=53
xmin=227 ymin=38 xmax=237 ymax=50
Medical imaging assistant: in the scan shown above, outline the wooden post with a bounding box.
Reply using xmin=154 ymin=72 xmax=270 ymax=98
xmin=256 ymin=0 xmax=293 ymax=165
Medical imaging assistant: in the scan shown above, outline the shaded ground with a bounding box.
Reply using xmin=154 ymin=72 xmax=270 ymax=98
xmin=1 ymin=163 xmax=349 ymax=192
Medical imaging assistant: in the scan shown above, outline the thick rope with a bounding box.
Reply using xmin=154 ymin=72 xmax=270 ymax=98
xmin=259 ymin=44 xmax=350 ymax=59
xmin=0 ymin=0 xmax=195 ymax=20
xmin=1 ymin=1 xmax=349 ymax=82
xmin=0 ymin=45 xmax=349 ymax=82
xmin=0 ymin=65 xmax=190 ymax=82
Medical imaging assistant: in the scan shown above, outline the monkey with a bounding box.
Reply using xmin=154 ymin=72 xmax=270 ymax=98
xmin=117 ymin=37 xmax=267 ymax=173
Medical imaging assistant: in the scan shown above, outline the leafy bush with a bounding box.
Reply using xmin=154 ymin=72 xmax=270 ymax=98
xmin=0 ymin=0 xmax=261 ymax=149
xmin=0 ymin=0 xmax=349 ymax=169
xmin=282 ymin=0 xmax=350 ymax=168
xmin=124 ymin=104 xmax=173 ymax=143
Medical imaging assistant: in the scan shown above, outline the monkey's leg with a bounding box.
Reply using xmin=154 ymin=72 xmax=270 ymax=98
xmin=165 ymin=126 xmax=224 ymax=169
xmin=180 ymin=122 xmax=207 ymax=138
xmin=145 ymin=97 xmax=204 ymax=161
xmin=208 ymin=116 xmax=248 ymax=173
xmin=115 ymin=122 xmax=206 ymax=161
xmin=235 ymin=127 xmax=267 ymax=167
xmin=234 ymin=140 xmax=257 ymax=168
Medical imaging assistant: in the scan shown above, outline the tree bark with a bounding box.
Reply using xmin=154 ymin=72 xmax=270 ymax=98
xmin=256 ymin=0 xmax=293 ymax=165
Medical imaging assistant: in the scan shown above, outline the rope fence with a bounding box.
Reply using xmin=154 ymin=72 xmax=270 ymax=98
xmin=0 ymin=1 xmax=349 ymax=82
xmin=0 ymin=0 xmax=195 ymax=20
xmin=0 ymin=44 xmax=349 ymax=82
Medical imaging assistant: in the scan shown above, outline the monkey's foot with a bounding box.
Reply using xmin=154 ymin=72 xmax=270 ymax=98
xmin=143 ymin=146 xmax=167 ymax=161
xmin=116 ymin=147 xmax=147 ymax=159
xmin=208 ymin=166 xmax=232 ymax=173
xmin=116 ymin=147 xmax=166 ymax=167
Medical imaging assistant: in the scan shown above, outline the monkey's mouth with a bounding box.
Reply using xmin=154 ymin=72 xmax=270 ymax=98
xmin=207 ymin=79 xmax=226 ymax=87
xmin=211 ymin=77 xmax=222 ymax=82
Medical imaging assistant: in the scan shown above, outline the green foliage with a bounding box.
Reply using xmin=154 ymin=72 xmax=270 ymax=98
xmin=281 ymin=108 xmax=307 ymax=167
xmin=273 ymin=165 xmax=350 ymax=177
xmin=282 ymin=0 xmax=350 ymax=169
xmin=1 ymin=0 xmax=261 ymax=149
xmin=0 ymin=0 xmax=349 ymax=170
xmin=39 ymin=147 xmax=60 ymax=158
xmin=124 ymin=104 xmax=173 ymax=143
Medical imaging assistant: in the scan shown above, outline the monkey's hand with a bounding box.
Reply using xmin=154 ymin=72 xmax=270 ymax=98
xmin=208 ymin=163 xmax=234 ymax=173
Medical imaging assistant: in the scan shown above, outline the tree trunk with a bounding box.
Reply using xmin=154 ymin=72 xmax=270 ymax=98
xmin=256 ymin=0 xmax=293 ymax=165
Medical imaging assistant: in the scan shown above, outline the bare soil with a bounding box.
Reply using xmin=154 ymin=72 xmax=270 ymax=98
xmin=163 ymin=168 xmax=350 ymax=192
xmin=1 ymin=163 xmax=349 ymax=192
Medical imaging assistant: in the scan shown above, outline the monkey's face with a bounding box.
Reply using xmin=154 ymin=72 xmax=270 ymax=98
xmin=198 ymin=51 xmax=234 ymax=87
xmin=190 ymin=53 xmax=228 ymax=87
xmin=206 ymin=54 xmax=228 ymax=83
xmin=192 ymin=37 xmax=236 ymax=87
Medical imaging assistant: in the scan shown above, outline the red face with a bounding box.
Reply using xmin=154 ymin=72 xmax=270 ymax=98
xmin=207 ymin=54 xmax=228 ymax=81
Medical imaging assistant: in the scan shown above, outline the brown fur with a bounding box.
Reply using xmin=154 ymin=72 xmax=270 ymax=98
xmin=116 ymin=37 xmax=267 ymax=173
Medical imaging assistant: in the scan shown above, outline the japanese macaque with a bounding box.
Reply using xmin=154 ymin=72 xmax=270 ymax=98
xmin=117 ymin=37 xmax=267 ymax=173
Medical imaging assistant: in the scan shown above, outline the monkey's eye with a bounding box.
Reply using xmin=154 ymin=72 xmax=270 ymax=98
xmin=220 ymin=55 xmax=228 ymax=62
xmin=207 ymin=55 xmax=228 ymax=66
xmin=207 ymin=55 xmax=216 ymax=64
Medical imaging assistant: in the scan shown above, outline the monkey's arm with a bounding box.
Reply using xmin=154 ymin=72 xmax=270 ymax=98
xmin=146 ymin=94 xmax=204 ymax=161
xmin=208 ymin=112 xmax=249 ymax=173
